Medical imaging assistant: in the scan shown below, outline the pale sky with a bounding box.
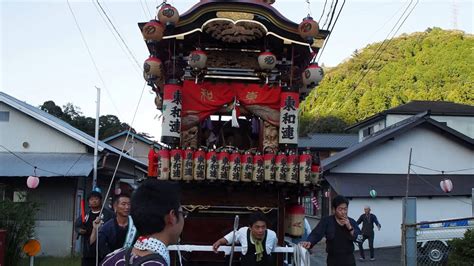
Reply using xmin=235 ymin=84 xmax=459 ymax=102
xmin=1 ymin=0 xmax=472 ymax=140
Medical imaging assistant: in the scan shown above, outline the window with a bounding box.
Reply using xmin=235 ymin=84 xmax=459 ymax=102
xmin=0 ymin=111 xmax=9 ymax=122
xmin=362 ymin=126 xmax=374 ymax=137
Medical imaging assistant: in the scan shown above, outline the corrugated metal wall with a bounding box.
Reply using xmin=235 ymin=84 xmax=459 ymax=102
xmin=28 ymin=178 xmax=76 ymax=221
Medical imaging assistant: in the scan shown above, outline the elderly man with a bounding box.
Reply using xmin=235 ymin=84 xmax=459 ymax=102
xmin=357 ymin=206 xmax=381 ymax=261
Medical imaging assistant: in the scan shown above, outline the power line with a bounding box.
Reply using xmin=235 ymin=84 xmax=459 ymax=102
xmin=410 ymin=168 xmax=472 ymax=206
xmin=321 ymin=0 xmax=335 ymax=29
xmin=0 ymin=144 xmax=69 ymax=177
xmin=95 ymin=0 xmax=143 ymax=70
xmin=66 ymin=0 xmax=123 ymax=117
xmin=325 ymin=0 xmax=338 ymax=30
xmin=318 ymin=0 xmax=328 ymax=23
xmin=90 ymin=0 xmax=143 ymax=76
xmin=411 ymin=163 xmax=474 ymax=174
xmin=316 ymin=0 xmax=345 ymax=63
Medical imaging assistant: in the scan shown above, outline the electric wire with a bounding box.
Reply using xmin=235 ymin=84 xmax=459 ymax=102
xmin=315 ymin=0 xmax=345 ymax=63
xmin=95 ymin=0 xmax=143 ymax=70
xmin=318 ymin=0 xmax=328 ymax=23
xmin=325 ymin=0 xmax=338 ymax=30
xmin=321 ymin=0 xmax=335 ymax=29
xmin=95 ymin=81 xmax=147 ymax=266
xmin=410 ymin=168 xmax=472 ymax=206
xmin=66 ymin=0 xmax=123 ymax=117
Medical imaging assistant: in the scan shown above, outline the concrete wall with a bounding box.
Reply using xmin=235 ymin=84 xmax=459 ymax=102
xmin=35 ymin=220 xmax=74 ymax=256
xmin=348 ymin=197 xmax=472 ymax=248
xmin=335 ymin=126 xmax=474 ymax=175
xmin=0 ymin=103 xmax=87 ymax=153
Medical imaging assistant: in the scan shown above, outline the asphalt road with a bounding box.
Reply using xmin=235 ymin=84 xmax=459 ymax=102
xmin=309 ymin=245 xmax=402 ymax=266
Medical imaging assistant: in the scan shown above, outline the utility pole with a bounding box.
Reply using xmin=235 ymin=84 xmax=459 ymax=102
xmin=93 ymin=87 xmax=101 ymax=189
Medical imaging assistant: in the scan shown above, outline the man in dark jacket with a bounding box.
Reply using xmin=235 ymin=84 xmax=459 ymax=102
xmin=357 ymin=206 xmax=381 ymax=261
xmin=74 ymin=190 xmax=114 ymax=266
xmin=90 ymin=194 xmax=137 ymax=261
xmin=300 ymin=195 xmax=362 ymax=266
xmin=101 ymin=180 xmax=185 ymax=266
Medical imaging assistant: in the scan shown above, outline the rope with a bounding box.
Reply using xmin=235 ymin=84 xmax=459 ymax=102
xmin=292 ymin=243 xmax=311 ymax=266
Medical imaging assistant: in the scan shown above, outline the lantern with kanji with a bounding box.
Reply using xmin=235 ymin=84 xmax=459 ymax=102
xmin=302 ymin=63 xmax=324 ymax=88
xmin=311 ymin=164 xmax=320 ymax=185
xmin=241 ymin=151 xmax=253 ymax=182
xmin=157 ymin=3 xmax=179 ymax=28
xmin=279 ymin=89 xmax=299 ymax=146
xmin=147 ymin=148 xmax=158 ymax=177
xmin=206 ymin=149 xmax=218 ymax=181
xmin=275 ymin=151 xmax=288 ymax=183
xmin=142 ymin=20 xmax=164 ymax=43
xmin=264 ymin=148 xmax=276 ymax=182
xmin=161 ymin=81 xmax=182 ymax=146
xmin=183 ymin=147 xmax=194 ymax=181
xmin=440 ymin=178 xmax=453 ymax=193
xmin=193 ymin=148 xmax=206 ymax=181
xmin=285 ymin=205 xmax=305 ymax=237
xmin=170 ymin=148 xmax=183 ymax=180
xmin=298 ymin=16 xmax=319 ymax=43
xmin=286 ymin=151 xmax=298 ymax=184
xmin=217 ymin=149 xmax=230 ymax=181
xmin=299 ymin=150 xmax=312 ymax=185
xmin=157 ymin=148 xmax=170 ymax=180
xmin=143 ymin=56 xmax=163 ymax=83
xmin=229 ymin=151 xmax=241 ymax=182
xmin=252 ymin=152 xmax=264 ymax=183
xmin=188 ymin=48 xmax=208 ymax=70
xmin=258 ymin=51 xmax=277 ymax=70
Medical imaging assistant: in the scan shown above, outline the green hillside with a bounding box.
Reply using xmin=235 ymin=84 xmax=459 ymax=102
xmin=300 ymin=28 xmax=474 ymax=135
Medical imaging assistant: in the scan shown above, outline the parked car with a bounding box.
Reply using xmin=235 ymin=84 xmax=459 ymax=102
xmin=416 ymin=219 xmax=474 ymax=263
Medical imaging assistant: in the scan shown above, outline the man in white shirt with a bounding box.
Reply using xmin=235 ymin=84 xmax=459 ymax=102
xmin=212 ymin=212 xmax=277 ymax=266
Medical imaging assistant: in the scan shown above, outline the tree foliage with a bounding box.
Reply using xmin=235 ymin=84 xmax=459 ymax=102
xmin=0 ymin=199 xmax=39 ymax=266
xmin=39 ymin=101 xmax=136 ymax=139
xmin=448 ymin=229 xmax=474 ymax=265
xmin=300 ymin=28 xmax=474 ymax=134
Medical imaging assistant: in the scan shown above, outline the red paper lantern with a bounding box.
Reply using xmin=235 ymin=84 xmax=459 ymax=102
xmin=285 ymin=205 xmax=305 ymax=237
xmin=299 ymin=151 xmax=312 ymax=185
xmin=264 ymin=150 xmax=276 ymax=182
xmin=217 ymin=150 xmax=230 ymax=181
xmin=158 ymin=4 xmax=179 ymax=27
xmin=157 ymin=148 xmax=170 ymax=180
xmin=183 ymin=147 xmax=194 ymax=181
xmin=252 ymin=152 xmax=264 ymax=182
xmin=229 ymin=151 xmax=241 ymax=182
xmin=193 ymin=148 xmax=206 ymax=181
xmin=142 ymin=20 xmax=164 ymax=42
xmin=258 ymin=51 xmax=277 ymax=70
xmin=275 ymin=152 xmax=288 ymax=183
xmin=241 ymin=151 xmax=253 ymax=182
xmin=311 ymin=164 xmax=320 ymax=185
xmin=206 ymin=149 xmax=218 ymax=181
xmin=170 ymin=148 xmax=183 ymax=180
xmin=286 ymin=151 xmax=298 ymax=184
xmin=147 ymin=148 xmax=158 ymax=177
xmin=440 ymin=178 xmax=453 ymax=193
xmin=298 ymin=16 xmax=319 ymax=43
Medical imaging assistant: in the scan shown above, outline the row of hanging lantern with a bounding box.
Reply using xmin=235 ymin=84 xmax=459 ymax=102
xmin=148 ymin=147 xmax=320 ymax=185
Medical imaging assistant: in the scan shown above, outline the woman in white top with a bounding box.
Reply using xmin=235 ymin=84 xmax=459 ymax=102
xmin=212 ymin=212 xmax=278 ymax=266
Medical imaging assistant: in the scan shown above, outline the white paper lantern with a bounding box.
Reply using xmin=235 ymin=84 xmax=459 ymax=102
xmin=440 ymin=178 xmax=453 ymax=193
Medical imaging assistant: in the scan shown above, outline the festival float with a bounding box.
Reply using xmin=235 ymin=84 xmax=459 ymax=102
xmin=140 ymin=0 xmax=329 ymax=264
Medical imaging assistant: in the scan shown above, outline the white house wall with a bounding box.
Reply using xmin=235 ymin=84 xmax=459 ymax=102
xmin=386 ymin=115 xmax=474 ymax=138
xmin=358 ymin=120 xmax=386 ymax=142
xmin=108 ymin=136 xmax=151 ymax=165
xmin=0 ymin=103 xmax=87 ymax=153
xmin=349 ymin=197 xmax=472 ymax=248
xmin=334 ymin=127 xmax=474 ymax=174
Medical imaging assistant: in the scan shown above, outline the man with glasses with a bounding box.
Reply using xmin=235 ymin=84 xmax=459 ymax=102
xmin=300 ymin=195 xmax=362 ymax=266
xmin=101 ymin=180 xmax=185 ymax=266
